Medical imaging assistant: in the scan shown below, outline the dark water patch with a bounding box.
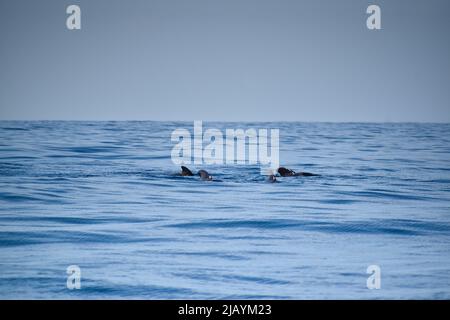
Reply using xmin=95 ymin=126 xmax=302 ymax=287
xmin=73 ymin=280 xmax=199 ymax=298
xmin=245 ymin=249 xmax=293 ymax=256
xmin=169 ymin=219 xmax=305 ymax=230
xmin=338 ymin=272 xmax=363 ymax=277
xmin=49 ymin=145 xmax=126 ymax=154
xmin=213 ymin=205 xmax=246 ymax=211
xmin=221 ymin=274 xmax=292 ymax=285
xmin=167 ymin=218 xmax=450 ymax=236
xmin=0 ymin=215 xmax=161 ymax=225
xmin=0 ymin=127 xmax=29 ymax=131
xmin=337 ymin=190 xmax=434 ymax=201
xmin=424 ymin=179 xmax=450 ymax=184
xmin=204 ymin=234 xmax=286 ymax=241
xmin=318 ymin=199 xmax=359 ymax=205
xmin=0 ymin=156 xmax=38 ymax=160
xmin=0 ymin=230 xmax=176 ymax=247
xmin=421 ymin=167 xmax=450 ymax=172
xmin=0 ymin=192 xmax=43 ymax=203
xmin=0 ymin=162 xmax=25 ymax=168
xmin=165 ymin=251 xmax=249 ymax=261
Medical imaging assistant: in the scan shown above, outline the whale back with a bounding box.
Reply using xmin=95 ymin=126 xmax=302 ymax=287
xmin=277 ymin=167 xmax=295 ymax=177
xmin=198 ymin=170 xmax=212 ymax=181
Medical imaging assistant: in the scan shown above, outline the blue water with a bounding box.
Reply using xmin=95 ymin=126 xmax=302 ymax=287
xmin=0 ymin=121 xmax=450 ymax=299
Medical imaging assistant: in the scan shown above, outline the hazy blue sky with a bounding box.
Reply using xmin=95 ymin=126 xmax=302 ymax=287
xmin=1 ymin=0 xmax=449 ymax=121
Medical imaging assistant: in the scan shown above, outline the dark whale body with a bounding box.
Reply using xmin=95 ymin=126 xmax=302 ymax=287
xmin=277 ymin=167 xmax=319 ymax=177
xmin=198 ymin=170 xmax=213 ymax=181
xmin=180 ymin=166 xmax=213 ymax=181
xmin=181 ymin=166 xmax=194 ymax=176
xmin=179 ymin=166 xmax=317 ymax=182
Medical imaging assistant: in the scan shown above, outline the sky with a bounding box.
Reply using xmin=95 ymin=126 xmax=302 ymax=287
xmin=0 ymin=0 xmax=449 ymax=122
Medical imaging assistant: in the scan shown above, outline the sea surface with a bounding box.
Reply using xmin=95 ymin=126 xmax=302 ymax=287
xmin=0 ymin=121 xmax=449 ymax=299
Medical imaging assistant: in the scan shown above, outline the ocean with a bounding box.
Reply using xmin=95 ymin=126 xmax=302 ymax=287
xmin=0 ymin=121 xmax=449 ymax=299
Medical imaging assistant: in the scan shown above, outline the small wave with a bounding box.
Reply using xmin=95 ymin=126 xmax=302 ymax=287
xmin=167 ymin=218 xmax=450 ymax=236
xmin=0 ymin=230 xmax=177 ymax=248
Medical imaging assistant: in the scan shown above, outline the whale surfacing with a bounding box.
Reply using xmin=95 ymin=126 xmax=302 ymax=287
xmin=180 ymin=166 xmax=213 ymax=181
xmin=198 ymin=170 xmax=213 ymax=181
xmin=277 ymin=167 xmax=319 ymax=177
xmin=179 ymin=166 xmax=318 ymax=182
xmin=181 ymin=166 xmax=194 ymax=176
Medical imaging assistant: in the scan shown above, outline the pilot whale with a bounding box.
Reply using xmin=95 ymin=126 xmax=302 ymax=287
xmin=277 ymin=167 xmax=319 ymax=177
xmin=181 ymin=166 xmax=194 ymax=176
xmin=180 ymin=166 xmax=213 ymax=181
xmin=198 ymin=169 xmax=213 ymax=181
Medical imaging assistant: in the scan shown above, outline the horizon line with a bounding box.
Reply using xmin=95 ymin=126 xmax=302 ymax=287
xmin=0 ymin=119 xmax=449 ymax=124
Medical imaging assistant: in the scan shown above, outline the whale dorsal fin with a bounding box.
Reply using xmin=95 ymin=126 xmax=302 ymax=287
xmin=181 ymin=166 xmax=194 ymax=176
